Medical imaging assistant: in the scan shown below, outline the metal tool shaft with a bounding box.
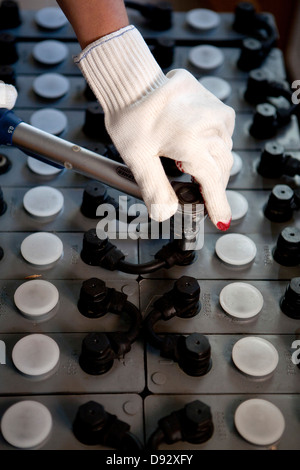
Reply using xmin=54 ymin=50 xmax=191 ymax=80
xmin=12 ymin=122 xmax=143 ymax=200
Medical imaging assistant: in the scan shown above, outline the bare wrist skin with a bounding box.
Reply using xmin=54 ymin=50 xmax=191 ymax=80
xmin=56 ymin=0 xmax=129 ymax=48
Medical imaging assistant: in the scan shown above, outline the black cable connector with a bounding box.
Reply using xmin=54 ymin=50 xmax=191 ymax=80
xmin=81 ymin=229 xmax=126 ymax=271
xmin=147 ymin=400 xmax=214 ymax=450
xmin=78 ymin=278 xmax=142 ymax=375
xmin=80 ymin=229 xmax=197 ymax=274
xmin=257 ymin=142 xmax=300 ymax=179
xmin=124 ymin=1 xmax=173 ymax=31
xmin=233 ymin=3 xmax=278 ymax=71
xmin=249 ymin=100 xmax=298 ymax=140
xmin=80 ymin=180 xmax=119 ymax=219
xmin=73 ymin=400 xmax=144 ymax=451
xmin=244 ymin=69 xmax=293 ymax=105
xmin=144 ymin=277 xmax=212 ymax=376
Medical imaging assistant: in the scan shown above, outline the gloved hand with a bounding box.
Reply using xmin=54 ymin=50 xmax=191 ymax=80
xmin=75 ymin=26 xmax=235 ymax=229
xmin=0 ymin=80 xmax=18 ymax=109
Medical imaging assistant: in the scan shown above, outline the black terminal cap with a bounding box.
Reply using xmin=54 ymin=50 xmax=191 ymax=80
xmin=152 ymin=37 xmax=175 ymax=69
xmin=280 ymin=277 xmax=300 ymax=319
xmin=293 ymin=188 xmax=300 ymax=210
xmin=177 ymin=333 xmax=212 ymax=377
xmin=81 ymin=228 xmax=109 ymax=265
xmin=141 ymin=1 xmax=173 ymax=31
xmin=79 ymin=332 xmax=114 ymax=375
xmin=0 ymin=153 xmax=12 ymax=174
xmin=257 ymin=142 xmax=285 ymax=178
xmin=0 ymin=186 xmax=7 ymax=216
xmin=0 ymin=1 xmax=21 ymax=29
xmin=174 ymin=276 xmax=200 ymax=303
xmin=249 ymin=103 xmax=278 ymax=139
xmin=82 ymin=103 xmax=110 ymax=141
xmin=0 ymin=32 xmax=18 ymax=64
xmin=84 ymin=83 xmax=96 ymax=101
xmin=80 ymin=180 xmax=108 ymax=218
xmin=273 ymin=226 xmax=300 ymax=266
xmin=0 ymin=246 xmax=3 ymax=261
xmin=183 ymin=400 xmax=214 ymax=444
xmin=233 ymin=2 xmax=256 ymax=33
xmin=77 ymin=277 xmax=108 ymax=318
xmin=244 ymin=68 xmax=270 ymax=104
xmin=73 ymin=400 xmax=133 ymax=449
xmin=264 ymin=184 xmax=295 ymax=223
xmin=73 ymin=401 xmax=108 ymax=445
xmin=0 ymin=64 xmax=16 ymax=85
xmin=237 ymin=38 xmax=264 ymax=71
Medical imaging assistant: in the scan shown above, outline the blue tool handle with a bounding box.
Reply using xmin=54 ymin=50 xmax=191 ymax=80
xmin=0 ymin=108 xmax=22 ymax=146
xmin=0 ymin=108 xmax=64 ymax=169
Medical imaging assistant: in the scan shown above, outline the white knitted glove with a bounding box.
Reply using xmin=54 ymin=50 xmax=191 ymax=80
xmin=76 ymin=26 xmax=235 ymax=228
xmin=0 ymin=81 xmax=18 ymax=109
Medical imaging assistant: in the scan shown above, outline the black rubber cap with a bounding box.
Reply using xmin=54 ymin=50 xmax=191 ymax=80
xmin=257 ymin=142 xmax=285 ymax=178
xmin=174 ymin=276 xmax=200 ymax=301
xmin=250 ymin=103 xmax=278 ymax=139
xmin=80 ymin=181 xmax=108 ymax=218
xmin=80 ymin=277 xmax=107 ymax=301
xmin=0 ymin=32 xmax=18 ymax=64
xmin=73 ymin=401 xmax=107 ymax=445
xmin=178 ymin=333 xmax=212 ymax=377
xmin=0 ymin=64 xmax=16 ymax=85
xmin=237 ymin=38 xmax=264 ymax=71
xmin=77 ymin=278 xmax=108 ymax=318
xmin=142 ymin=1 xmax=173 ymax=31
xmin=280 ymin=277 xmax=300 ymax=319
xmin=233 ymin=2 xmax=256 ymax=33
xmin=79 ymin=332 xmax=114 ymax=375
xmin=264 ymin=184 xmax=294 ymax=223
xmin=0 ymin=1 xmax=21 ymax=29
xmin=82 ymin=103 xmax=110 ymax=141
xmin=273 ymin=227 xmax=300 ymax=266
xmin=0 ymin=153 xmax=12 ymax=174
xmin=152 ymin=37 xmax=175 ymax=69
xmin=244 ymin=68 xmax=269 ymax=104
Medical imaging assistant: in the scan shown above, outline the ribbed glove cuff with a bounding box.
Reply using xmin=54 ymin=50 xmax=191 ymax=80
xmin=74 ymin=25 xmax=167 ymax=114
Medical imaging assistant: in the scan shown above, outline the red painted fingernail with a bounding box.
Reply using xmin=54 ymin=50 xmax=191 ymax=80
xmin=217 ymin=219 xmax=231 ymax=231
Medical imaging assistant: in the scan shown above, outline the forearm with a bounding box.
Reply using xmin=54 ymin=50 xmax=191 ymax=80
xmin=56 ymin=0 xmax=129 ymax=48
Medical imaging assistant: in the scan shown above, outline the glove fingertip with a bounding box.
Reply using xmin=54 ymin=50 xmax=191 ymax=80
xmin=201 ymin=189 xmax=232 ymax=230
xmin=216 ymin=219 xmax=232 ymax=231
